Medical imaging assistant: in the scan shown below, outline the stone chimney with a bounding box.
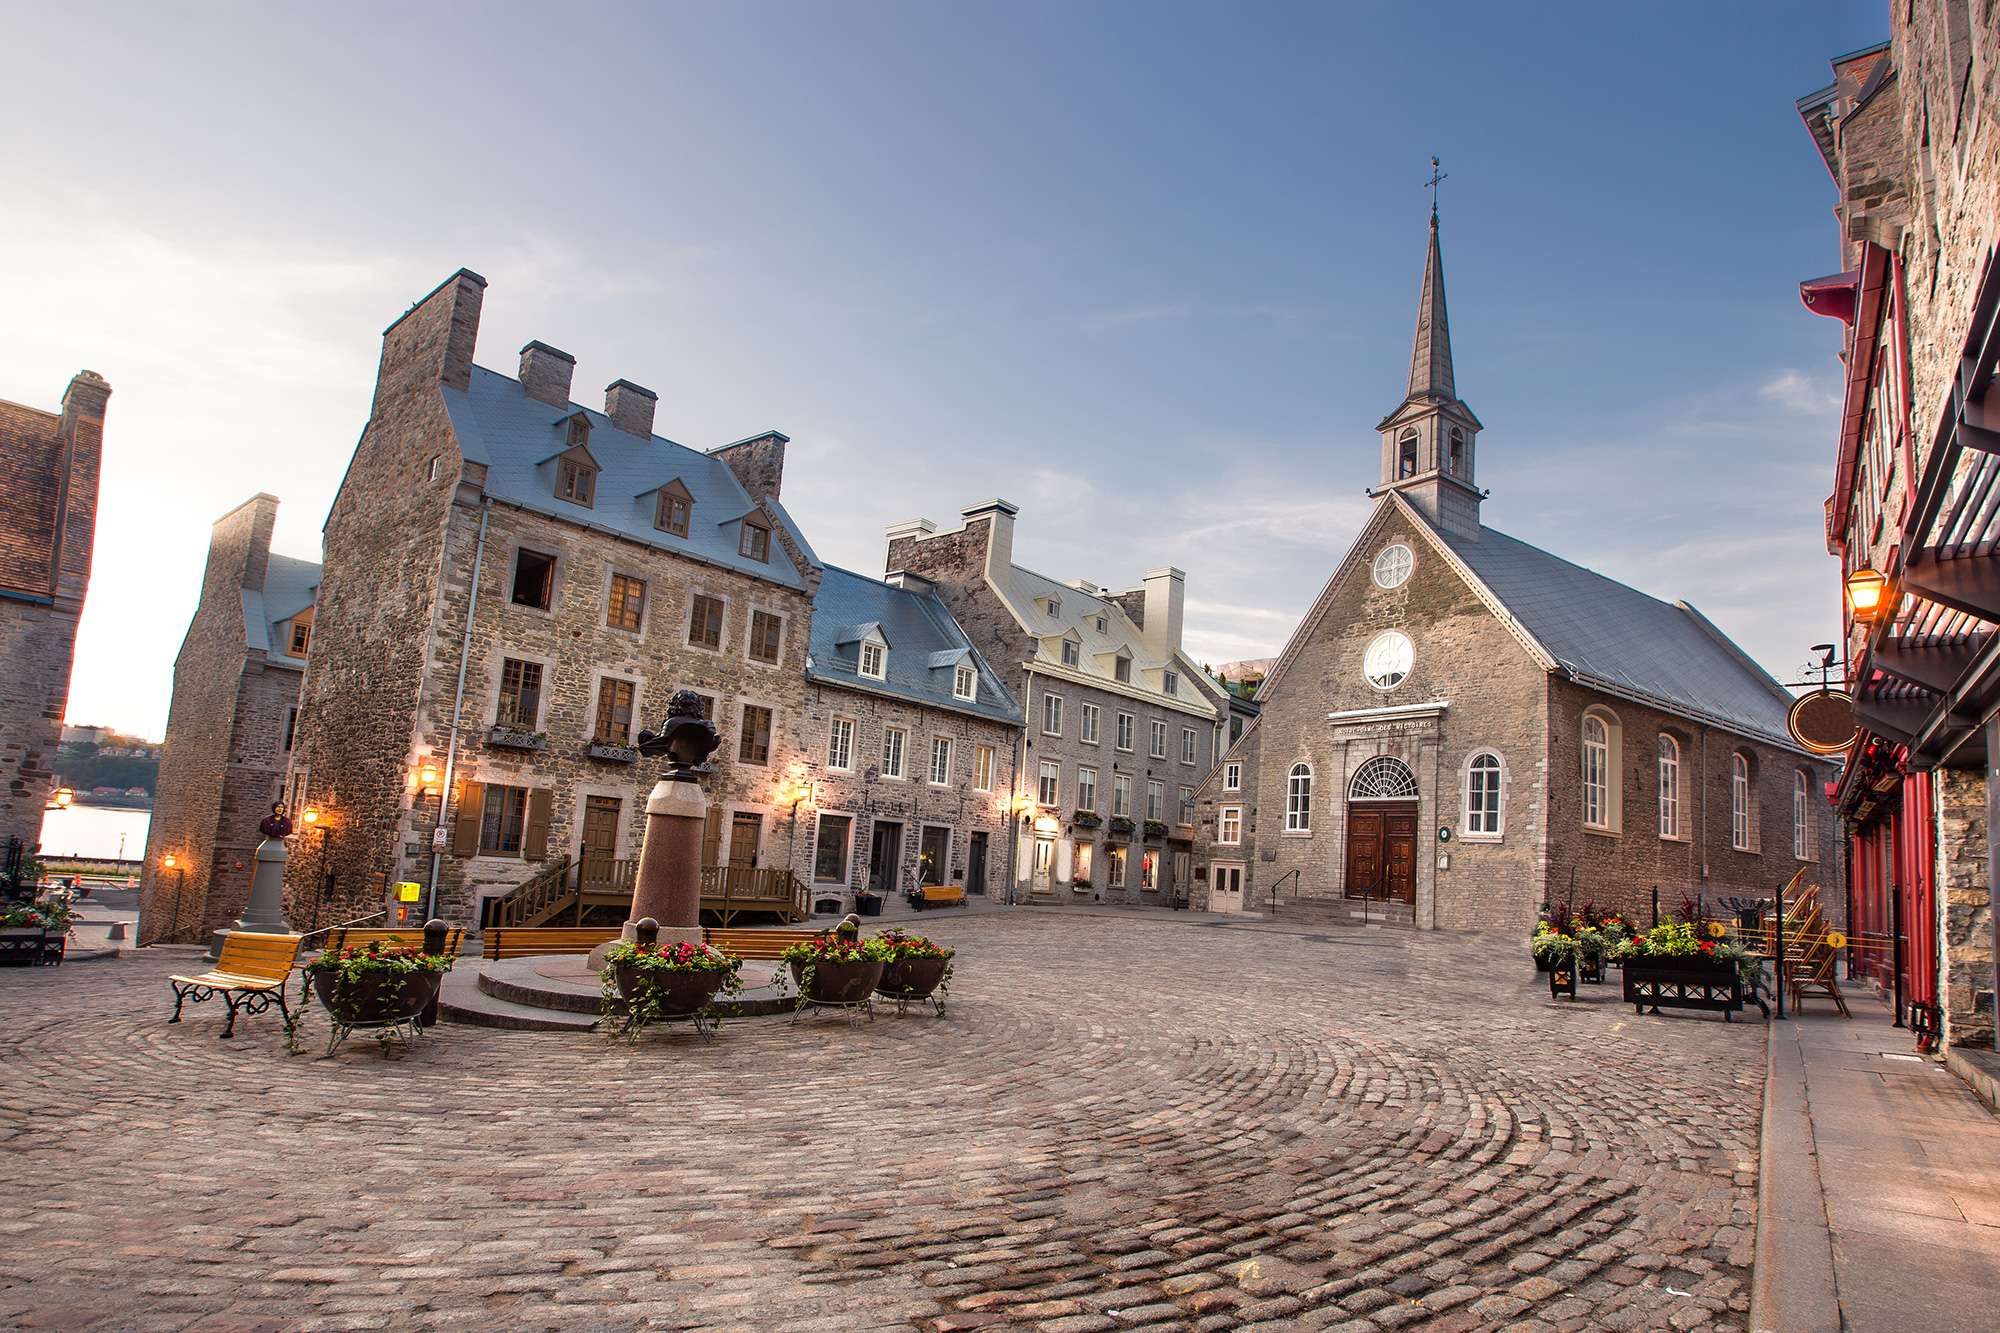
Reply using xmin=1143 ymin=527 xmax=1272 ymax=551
xmin=604 ymin=379 xmax=658 ymax=438
xmin=519 ymin=341 xmax=576 ymax=408
xmin=709 ymin=431 xmax=789 ymax=503
xmin=374 ymin=269 xmax=485 ymax=415
xmin=208 ymin=494 xmax=279 ymax=603
xmin=961 ymin=500 xmax=1018 ymax=586
xmin=1140 ymin=566 xmax=1185 ymax=660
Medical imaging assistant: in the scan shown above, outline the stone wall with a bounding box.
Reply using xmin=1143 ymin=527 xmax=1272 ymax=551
xmin=1941 ymin=765 xmax=1996 ymax=1046
xmin=0 ymin=600 xmax=84 ymax=860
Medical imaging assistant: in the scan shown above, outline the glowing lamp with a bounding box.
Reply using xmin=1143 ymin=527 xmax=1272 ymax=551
xmin=53 ymin=787 xmax=74 ymax=809
xmin=1845 ymin=567 xmax=1889 ymax=619
xmin=163 ymin=854 xmax=177 ymax=871
xmin=418 ymin=763 xmax=440 ymax=787
xmin=301 ymin=806 xmax=320 ymax=826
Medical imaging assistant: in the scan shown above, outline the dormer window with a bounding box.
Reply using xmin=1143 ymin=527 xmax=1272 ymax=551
xmin=1046 ymin=595 xmax=1061 ymax=618
xmin=1163 ymin=670 xmax=1178 ymax=696
xmin=1095 ymin=615 xmax=1107 ymax=633
xmin=1061 ymin=639 xmax=1081 ymax=668
xmin=739 ymin=516 xmax=771 ymax=562
xmin=287 ymin=610 xmax=313 ymax=657
xmin=859 ymin=639 xmax=886 ymax=680
xmin=566 ymin=414 xmax=591 ymax=449
xmin=1114 ymin=654 xmax=1132 ymax=684
xmin=557 ymin=456 xmax=596 ymax=507
xmin=655 ymin=479 xmax=692 ymax=537
xmin=953 ymin=665 xmax=976 ymax=701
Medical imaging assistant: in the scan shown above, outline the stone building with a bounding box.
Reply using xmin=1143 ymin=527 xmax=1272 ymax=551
xmin=1190 ymin=210 xmax=1841 ymax=932
xmin=795 ymin=565 xmax=1021 ymax=910
xmin=885 ymin=502 xmax=1225 ymax=904
xmin=1799 ymin=7 xmax=2000 ymax=1057
xmin=0 ymin=370 xmax=109 ymax=861
xmin=140 ymin=495 xmax=318 ymax=942
xmin=284 ymin=269 xmax=824 ymax=928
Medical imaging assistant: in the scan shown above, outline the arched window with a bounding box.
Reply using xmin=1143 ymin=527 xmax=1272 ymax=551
xmin=1363 ymin=630 xmax=1413 ymax=690
xmin=1448 ymin=428 xmax=1465 ymax=477
xmin=1349 ymin=756 xmax=1419 ymax=800
xmin=1464 ymin=752 xmax=1502 ymax=836
xmin=1581 ymin=709 xmax=1621 ymax=832
xmin=1793 ymin=770 xmax=1812 ymax=860
xmin=1286 ymin=763 xmax=1313 ymax=832
xmin=1657 ymin=735 xmax=1682 ymax=839
xmin=1397 ymin=429 xmax=1418 ymax=478
xmin=1731 ymin=754 xmax=1753 ymax=850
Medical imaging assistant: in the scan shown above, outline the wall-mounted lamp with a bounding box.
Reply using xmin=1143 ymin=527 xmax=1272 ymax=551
xmin=1845 ymin=567 xmax=1889 ymax=621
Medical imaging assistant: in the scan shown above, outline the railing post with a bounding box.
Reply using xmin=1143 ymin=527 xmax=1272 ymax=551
xmin=1774 ymin=891 xmax=1787 ymax=1020
xmin=1890 ymin=876 xmax=1906 ymax=1028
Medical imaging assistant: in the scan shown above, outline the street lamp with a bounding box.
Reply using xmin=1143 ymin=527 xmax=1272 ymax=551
xmin=1845 ymin=567 xmax=1890 ymax=621
xmin=302 ymin=806 xmax=333 ymax=931
xmin=156 ymin=852 xmax=186 ymax=946
xmin=50 ymin=787 xmax=74 ymax=810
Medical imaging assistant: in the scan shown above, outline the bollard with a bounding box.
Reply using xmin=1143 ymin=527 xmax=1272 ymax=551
xmin=419 ymin=917 xmax=449 ymax=1029
xmin=635 ymin=917 xmax=660 ymax=947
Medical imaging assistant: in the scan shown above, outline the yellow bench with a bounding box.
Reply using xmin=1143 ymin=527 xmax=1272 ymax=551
xmin=912 ymin=885 xmax=966 ymax=910
xmin=482 ymin=926 xmax=621 ymax=960
xmin=703 ymin=928 xmax=821 ymax=961
xmin=321 ymin=926 xmax=467 ymax=957
xmin=167 ymin=931 xmax=302 ymax=1038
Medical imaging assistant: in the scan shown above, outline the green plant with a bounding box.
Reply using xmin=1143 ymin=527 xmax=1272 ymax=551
xmin=295 ymin=942 xmax=454 ymax=1054
xmin=1 ymin=889 xmax=77 ymax=933
xmin=875 ymin=928 xmax=956 ymax=996
xmin=779 ymin=933 xmax=893 ymax=1007
xmin=1531 ymin=925 xmax=1578 ymax=965
xmin=599 ymin=938 xmax=742 ymax=1033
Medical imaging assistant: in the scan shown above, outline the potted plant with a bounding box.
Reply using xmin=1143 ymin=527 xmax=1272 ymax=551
xmin=301 ymin=940 xmax=455 ymax=1039
xmin=1616 ymin=920 xmax=1750 ymax=1018
xmin=779 ymin=933 xmax=893 ymax=1008
xmin=601 ymin=937 xmax=742 ymax=1034
xmin=1 ymin=890 xmax=77 ymax=965
xmin=873 ymin=928 xmax=955 ymax=1011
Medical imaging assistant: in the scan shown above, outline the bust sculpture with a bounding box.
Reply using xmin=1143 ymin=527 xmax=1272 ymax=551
xmin=635 ymin=689 xmax=722 ymax=780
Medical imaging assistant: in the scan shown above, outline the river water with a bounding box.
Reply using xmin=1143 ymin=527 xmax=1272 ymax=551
xmin=38 ymin=804 xmax=151 ymax=861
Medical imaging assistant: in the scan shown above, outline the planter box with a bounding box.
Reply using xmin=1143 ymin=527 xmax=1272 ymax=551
xmin=877 ymin=955 xmax=949 ymax=1003
xmin=585 ymin=741 xmax=639 ymax=763
xmin=1622 ymin=955 xmax=1746 ymax=1020
xmin=614 ymin=964 xmax=728 ymax=1019
xmin=487 ymin=726 xmax=547 ymax=751
xmin=0 ymin=927 xmax=51 ymax=966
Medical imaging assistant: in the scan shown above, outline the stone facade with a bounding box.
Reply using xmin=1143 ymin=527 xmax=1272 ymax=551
xmin=140 ymin=495 xmax=317 ymax=942
xmin=283 ymin=270 xmax=822 ymax=928
xmin=1941 ymin=765 xmax=1994 ymax=1047
xmin=0 ymin=371 xmax=108 ymax=861
xmin=886 ymin=502 xmax=1222 ymax=905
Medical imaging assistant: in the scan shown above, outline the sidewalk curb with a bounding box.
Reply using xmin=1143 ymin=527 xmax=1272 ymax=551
xmin=1748 ymin=1019 xmax=1841 ymax=1333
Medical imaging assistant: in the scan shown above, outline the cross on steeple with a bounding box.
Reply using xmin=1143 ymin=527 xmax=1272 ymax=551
xmin=1425 ymin=156 xmax=1447 ymax=219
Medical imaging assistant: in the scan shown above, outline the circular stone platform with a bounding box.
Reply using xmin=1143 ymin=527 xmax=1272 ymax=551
xmin=470 ymin=954 xmax=793 ymax=1025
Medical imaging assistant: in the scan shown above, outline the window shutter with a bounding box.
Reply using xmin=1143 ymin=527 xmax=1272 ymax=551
xmin=702 ymin=808 xmax=724 ymax=868
xmin=523 ymin=788 xmax=553 ymax=861
xmin=452 ymin=782 xmax=484 ymax=857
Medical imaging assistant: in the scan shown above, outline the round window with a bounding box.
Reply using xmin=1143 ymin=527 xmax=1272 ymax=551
xmin=1363 ymin=630 xmax=1413 ymax=690
xmin=1372 ymin=544 xmax=1413 ymax=589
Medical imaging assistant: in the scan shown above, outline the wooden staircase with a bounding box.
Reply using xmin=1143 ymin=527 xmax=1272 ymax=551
xmin=486 ymin=858 xmax=580 ymax=929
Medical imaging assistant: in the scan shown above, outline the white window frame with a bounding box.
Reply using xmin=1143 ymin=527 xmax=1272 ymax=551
xmin=1218 ymin=806 xmax=1243 ymax=845
xmin=826 ymin=716 xmax=855 ymax=772
xmin=1147 ymin=779 xmax=1163 ymax=821
xmin=1077 ymin=766 xmax=1098 ymax=813
xmin=1149 ymin=718 xmax=1167 ymax=759
xmin=1179 ymin=786 xmax=1195 ymax=825
xmin=1116 ymin=711 xmax=1135 ymax=752
xmin=858 ymin=638 xmax=886 ymax=681
xmin=1223 ymin=761 xmax=1242 ymax=793
xmin=1043 ymin=692 xmax=1064 ymax=737
xmin=929 ymin=736 xmax=954 ymax=786
xmin=1113 ymin=774 xmax=1131 ymax=818
xmin=953 ymin=665 xmax=976 ymax=701
xmin=1581 ymin=708 xmax=1621 ymax=834
xmin=1363 ymin=629 xmax=1414 ymax=691
xmin=973 ymin=744 xmax=994 ymax=792
xmin=881 ymin=726 xmax=907 ymax=780
xmin=1060 ymin=638 xmax=1080 ymax=667
xmin=1285 ymin=762 xmax=1313 ymax=833
xmin=1732 ymin=753 xmax=1753 ymax=851
xmin=1163 ymin=670 xmax=1179 ymax=696
xmin=1657 ymin=734 xmax=1682 ymax=840
xmin=1080 ymin=703 xmax=1101 ymax=745
xmin=1372 ymin=543 xmax=1414 ymax=589
xmin=1180 ymin=726 xmax=1198 ymax=764
xmin=1462 ymin=751 xmax=1503 ymax=840
xmin=1037 ymin=760 xmax=1060 ymax=807
xmin=1793 ymin=770 xmax=1814 ymax=861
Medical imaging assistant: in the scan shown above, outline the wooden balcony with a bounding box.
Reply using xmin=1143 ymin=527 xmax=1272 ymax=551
xmin=571 ymin=859 xmax=808 ymax=925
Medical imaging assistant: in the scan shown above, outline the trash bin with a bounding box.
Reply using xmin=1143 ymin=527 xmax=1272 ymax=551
xmin=855 ymin=892 xmax=883 ymax=917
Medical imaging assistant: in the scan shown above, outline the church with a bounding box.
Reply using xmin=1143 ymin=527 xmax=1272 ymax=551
xmin=1191 ymin=210 xmax=1841 ymax=932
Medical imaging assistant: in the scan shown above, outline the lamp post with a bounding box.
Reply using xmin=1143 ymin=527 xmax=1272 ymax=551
xmin=302 ymin=805 xmax=333 ymax=933
xmin=159 ymin=852 xmax=185 ymax=946
xmin=415 ymin=762 xmax=441 ymax=920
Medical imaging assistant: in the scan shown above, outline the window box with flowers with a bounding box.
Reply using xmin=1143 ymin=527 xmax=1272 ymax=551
xmin=1142 ymin=819 xmax=1170 ymax=842
xmin=488 ymin=725 xmax=548 ymax=751
xmin=1071 ymin=810 xmax=1102 ymax=830
xmin=585 ymin=741 xmax=639 ymax=764
xmin=1615 ymin=921 xmax=1754 ymax=1020
xmin=1106 ymin=816 xmax=1136 ymax=838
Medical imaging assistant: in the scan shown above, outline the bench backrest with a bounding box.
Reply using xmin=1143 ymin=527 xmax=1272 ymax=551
xmin=215 ymin=931 xmax=303 ymax=982
xmin=920 ymin=885 xmax=965 ymax=899
xmin=704 ymin=928 xmax=820 ymax=960
xmin=484 ymin=926 xmax=621 ymax=960
xmin=324 ymin=927 xmax=467 ymax=957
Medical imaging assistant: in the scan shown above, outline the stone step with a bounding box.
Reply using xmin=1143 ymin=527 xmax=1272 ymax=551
xmin=1271 ymin=896 xmax=1415 ymax=928
xmin=437 ymin=966 xmax=598 ymax=1032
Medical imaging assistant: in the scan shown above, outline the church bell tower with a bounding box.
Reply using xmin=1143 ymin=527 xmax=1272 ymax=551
xmin=1375 ymin=201 xmax=1484 ymax=538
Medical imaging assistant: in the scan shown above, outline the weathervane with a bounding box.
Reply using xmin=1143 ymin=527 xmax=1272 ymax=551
xmin=1425 ymin=156 xmax=1447 ymax=218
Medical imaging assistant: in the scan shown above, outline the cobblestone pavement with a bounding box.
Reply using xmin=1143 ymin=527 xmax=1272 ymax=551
xmin=0 ymin=912 xmax=1764 ymax=1332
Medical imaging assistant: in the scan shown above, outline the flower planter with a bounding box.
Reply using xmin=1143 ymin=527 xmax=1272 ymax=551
xmin=791 ymin=957 xmax=883 ymax=1006
xmin=0 ymin=927 xmax=51 ymax=967
xmin=311 ymin=968 xmax=443 ymax=1028
xmin=613 ymin=963 xmax=728 ymax=1019
xmin=1622 ymin=954 xmax=1745 ymax=1020
xmin=876 ymin=954 xmax=949 ymax=1002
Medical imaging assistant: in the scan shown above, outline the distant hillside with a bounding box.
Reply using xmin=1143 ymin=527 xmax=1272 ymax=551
xmin=54 ymin=750 xmax=159 ymax=804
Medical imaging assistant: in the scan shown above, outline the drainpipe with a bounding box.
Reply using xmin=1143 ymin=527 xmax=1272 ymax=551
xmin=1005 ymin=677 xmax=1027 ymax=903
xmin=427 ymin=497 xmax=492 ymax=920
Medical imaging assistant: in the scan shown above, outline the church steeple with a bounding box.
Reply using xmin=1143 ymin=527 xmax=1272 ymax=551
xmin=1375 ymin=183 xmax=1485 ymax=539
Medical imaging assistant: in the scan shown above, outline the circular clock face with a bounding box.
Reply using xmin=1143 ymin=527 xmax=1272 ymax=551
xmin=1373 ymin=544 xmax=1414 ymax=589
xmin=1364 ymin=630 xmax=1413 ymax=690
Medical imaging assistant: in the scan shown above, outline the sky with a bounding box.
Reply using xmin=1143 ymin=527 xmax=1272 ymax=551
xmin=2 ymin=1 xmax=1887 ymax=739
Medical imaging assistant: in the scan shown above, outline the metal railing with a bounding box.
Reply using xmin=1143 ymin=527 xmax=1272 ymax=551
xmin=701 ymin=866 xmax=809 ymax=924
xmin=1268 ymin=869 xmax=1301 ymax=916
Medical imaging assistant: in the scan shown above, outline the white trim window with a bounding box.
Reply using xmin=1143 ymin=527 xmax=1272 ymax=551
xmin=1077 ymin=766 xmax=1098 ymax=812
xmin=1146 ymin=780 xmax=1163 ymax=821
xmin=1149 ymin=719 xmax=1168 ymax=759
xmin=1080 ymin=703 xmax=1101 ymax=744
xmin=1180 ymin=785 xmax=1196 ymax=824
xmin=1363 ymin=630 xmax=1413 ymax=690
xmin=1285 ymin=762 xmax=1313 ymax=832
xmin=1581 ymin=714 xmax=1612 ymax=831
xmin=1731 ymin=753 xmax=1753 ymax=851
xmin=1223 ymin=761 xmax=1242 ymax=792
xmin=929 ymin=737 xmax=953 ymax=786
xmin=1464 ymin=752 xmax=1502 ymax=837
xmin=1793 ymin=770 xmax=1813 ymax=860
xmin=1043 ymin=692 xmax=1064 ymax=737
xmin=1372 ymin=543 xmax=1414 ymax=589
xmin=1038 ymin=760 xmax=1060 ymax=807
xmin=953 ymin=665 xmax=976 ymax=701
xmin=1218 ymin=806 xmax=1243 ymax=845
xmin=881 ymin=726 xmax=906 ymax=780
xmin=1657 ymin=734 xmax=1682 ymax=839
xmin=1113 ymin=774 xmax=1131 ymax=817
xmin=1180 ymin=727 xmax=1198 ymax=764
xmin=1163 ymin=670 xmax=1179 ymax=696
xmin=973 ymin=744 xmax=994 ymax=792
xmin=827 ymin=717 xmax=855 ymax=772
xmin=1116 ymin=711 xmax=1135 ymax=752
xmin=858 ymin=639 xmax=886 ymax=680
xmin=1060 ymin=638 xmax=1080 ymax=667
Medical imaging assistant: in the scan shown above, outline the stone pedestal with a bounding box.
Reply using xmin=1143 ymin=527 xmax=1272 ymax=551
xmin=588 ymin=777 xmax=707 ymax=971
xmin=208 ymin=836 xmax=292 ymax=960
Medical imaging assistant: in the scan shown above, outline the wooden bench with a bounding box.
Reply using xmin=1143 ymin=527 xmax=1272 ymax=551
xmin=911 ymin=885 xmax=966 ymax=910
xmin=321 ymin=926 xmax=467 ymax=957
xmin=483 ymin=926 xmax=622 ymax=960
xmin=167 ymin=931 xmax=302 ymax=1038
xmin=703 ymin=928 xmax=821 ymax=961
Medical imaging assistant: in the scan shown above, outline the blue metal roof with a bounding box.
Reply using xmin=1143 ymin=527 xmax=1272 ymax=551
xmin=245 ymin=552 xmax=320 ymax=665
xmin=806 ymin=566 xmax=1022 ymax=724
xmin=442 ymin=365 xmax=818 ymax=588
xmin=1431 ymin=522 xmax=1798 ymax=745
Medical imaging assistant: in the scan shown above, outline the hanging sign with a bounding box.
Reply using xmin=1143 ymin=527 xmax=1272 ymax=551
xmin=1787 ymin=688 xmax=1858 ymax=755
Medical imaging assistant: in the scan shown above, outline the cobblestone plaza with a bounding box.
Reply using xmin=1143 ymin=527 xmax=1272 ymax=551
xmin=0 ymin=914 xmax=1761 ymax=1331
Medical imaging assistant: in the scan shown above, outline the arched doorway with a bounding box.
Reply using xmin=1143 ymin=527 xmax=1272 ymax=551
xmin=1346 ymin=756 xmax=1418 ymax=904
